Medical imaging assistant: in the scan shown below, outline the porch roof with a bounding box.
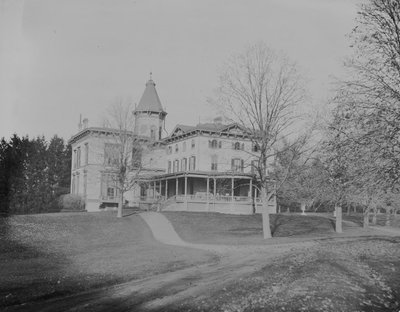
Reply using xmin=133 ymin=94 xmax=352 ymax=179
xmin=150 ymin=170 xmax=256 ymax=180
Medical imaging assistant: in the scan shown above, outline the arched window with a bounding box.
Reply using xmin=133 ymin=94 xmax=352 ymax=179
xmin=233 ymin=142 xmax=241 ymax=150
xmin=191 ymin=139 xmax=196 ymax=149
xmin=175 ymin=144 xmax=179 ymax=153
xmin=209 ymin=139 xmax=218 ymax=149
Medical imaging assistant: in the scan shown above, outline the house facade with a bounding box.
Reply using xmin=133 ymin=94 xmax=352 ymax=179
xmin=69 ymin=78 xmax=276 ymax=214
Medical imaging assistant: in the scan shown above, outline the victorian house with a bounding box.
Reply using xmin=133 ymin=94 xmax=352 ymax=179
xmin=69 ymin=77 xmax=276 ymax=214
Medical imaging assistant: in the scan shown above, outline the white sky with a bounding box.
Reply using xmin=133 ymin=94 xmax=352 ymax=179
xmin=0 ymin=0 xmax=360 ymax=140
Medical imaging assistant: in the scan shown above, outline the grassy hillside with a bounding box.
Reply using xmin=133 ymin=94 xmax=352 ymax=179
xmin=0 ymin=212 xmax=216 ymax=307
xmin=163 ymin=212 xmax=336 ymax=245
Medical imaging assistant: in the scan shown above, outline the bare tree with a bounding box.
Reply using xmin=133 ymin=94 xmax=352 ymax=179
xmin=103 ymin=98 xmax=144 ymax=218
xmin=214 ymin=43 xmax=308 ymax=238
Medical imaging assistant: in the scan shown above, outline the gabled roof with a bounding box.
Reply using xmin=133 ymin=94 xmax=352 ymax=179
xmin=135 ymin=79 xmax=166 ymax=114
xmin=166 ymin=122 xmax=251 ymax=142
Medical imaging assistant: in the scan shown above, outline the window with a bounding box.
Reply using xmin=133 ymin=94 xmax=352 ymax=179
xmin=150 ymin=126 xmax=156 ymax=140
xmin=175 ymin=144 xmax=179 ymax=153
xmin=209 ymin=139 xmax=218 ymax=149
xmin=173 ymin=159 xmax=179 ymax=172
xmin=73 ymin=149 xmax=77 ymax=169
xmin=181 ymin=158 xmax=187 ymax=171
xmin=252 ymin=143 xmax=260 ymax=152
xmin=211 ymin=155 xmax=218 ymax=171
xmin=107 ymin=187 xmax=115 ymax=198
xmin=132 ymin=144 xmax=142 ymax=168
xmin=101 ymin=173 xmax=118 ymax=199
xmin=189 ymin=156 xmax=196 ymax=171
xmin=251 ymin=160 xmax=258 ymax=174
xmin=218 ymin=141 xmax=222 ymax=148
xmin=183 ymin=141 xmax=186 ymax=152
xmin=77 ymin=147 xmax=81 ymax=168
xmin=104 ymin=143 xmax=121 ymax=166
xmin=191 ymin=139 xmax=195 ymax=149
xmin=71 ymin=175 xmax=76 ymax=194
xmin=167 ymin=146 xmax=172 ymax=154
xmin=233 ymin=142 xmax=241 ymax=150
xmin=84 ymin=143 xmax=89 ymax=165
xmin=167 ymin=161 xmax=172 ymax=173
xmin=231 ymin=158 xmax=244 ymax=172
xmin=76 ymin=174 xmax=80 ymax=194
xmin=83 ymin=173 xmax=87 ymax=197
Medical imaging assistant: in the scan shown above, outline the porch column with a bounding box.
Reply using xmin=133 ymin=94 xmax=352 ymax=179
xmin=184 ymin=175 xmax=188 ymax=210
xmin=206 ymin=177 xmax=210 ymax=211
xmin=231 ymin=177 xmax=234 ymax=200
xmin=249 ymin=178 xmax=253 ymax=198
xmin=153 ymin=181 xmax=156 ymax=198
xmin=231 ymin=177 xmax=235 ymax=213
xmin=165 ymin=179 xmax=168 ymax=198
xmin=213 ymin=178 xmax=217 ymax=208
xmin=184 ymin=176 xmax=188 ymax=196
xmin=159 ymin=180 xmax=162 ymax=198
xmin=175 ymin=178 xmax=179 ymax=196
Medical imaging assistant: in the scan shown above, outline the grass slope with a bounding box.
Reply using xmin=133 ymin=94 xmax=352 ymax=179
xmin=163 ymin=212 xmax=336 ymax=245
xmin=0 ymin=212 xmax=216 ymax=307
xmin=166 ymin=237 xmax=400 ymax=311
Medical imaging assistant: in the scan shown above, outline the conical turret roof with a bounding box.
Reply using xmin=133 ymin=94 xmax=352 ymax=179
xmin=135 ymin=78 xmax=166 ymax=114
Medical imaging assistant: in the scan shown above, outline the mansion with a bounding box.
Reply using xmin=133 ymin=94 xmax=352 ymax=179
xmin=69 ymin=78 xmax=276 ymax=214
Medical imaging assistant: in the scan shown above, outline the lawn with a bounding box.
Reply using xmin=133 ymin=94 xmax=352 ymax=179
xmin=163 ymin=212 xmax=337 ymax=245
xmin=0 ymin=212 xmax=217 ymax=308
xmin=164 ymin=236 xmax=400 ymax=312
xmin=342 ymin=212 xmax=400 ymax=227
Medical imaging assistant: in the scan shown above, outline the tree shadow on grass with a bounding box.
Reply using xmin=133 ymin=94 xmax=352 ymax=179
xmin=0 ymin=216 xmax=75 ymax=308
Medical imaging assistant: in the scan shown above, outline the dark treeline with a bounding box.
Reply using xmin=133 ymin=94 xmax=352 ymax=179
xmin=0 ymin=134 xmax=71 ymax=214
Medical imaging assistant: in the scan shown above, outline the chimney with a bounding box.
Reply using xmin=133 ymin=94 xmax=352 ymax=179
xmin=213 ymin=116 xmax=223 ymax=125
xmin=78 ymin=114 xmax=82 ymax=130
xmin=83 ymin=118 xmax=89 ymax=129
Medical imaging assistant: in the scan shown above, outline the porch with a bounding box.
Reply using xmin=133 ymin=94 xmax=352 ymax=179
xmin=142 ymin=172 xmax=277 ymax=215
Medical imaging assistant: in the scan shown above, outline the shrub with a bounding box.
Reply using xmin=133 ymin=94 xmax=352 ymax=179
xmin=58 ymin=194 xmax=85 ymax=211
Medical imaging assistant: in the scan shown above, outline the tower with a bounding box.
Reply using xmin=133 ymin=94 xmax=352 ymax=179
xmin=134 ymin=75 xmax=167 ymax=140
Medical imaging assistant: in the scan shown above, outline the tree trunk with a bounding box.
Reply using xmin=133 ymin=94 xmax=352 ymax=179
xmin=371 ymin=207 xmax=377 ymax=225
xmin=117 ymin=191 xmax=123 ymax=218
xmin=335 ymin=205 xmax=342 ymax=233
xmin=385 ymin=208 xmax=391 ymax=226
xmin=363 ymin=209 xmax=369 ymax=228
xmin=260 ymin=186 xmax=272 ymax=239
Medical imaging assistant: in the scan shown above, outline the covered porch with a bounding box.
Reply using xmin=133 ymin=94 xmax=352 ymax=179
xmin=143 ymin=172 xmax=276 ymax=215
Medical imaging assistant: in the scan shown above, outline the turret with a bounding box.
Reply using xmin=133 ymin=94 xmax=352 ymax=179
xmin=134 ymin=74 xmax=167 ymax=140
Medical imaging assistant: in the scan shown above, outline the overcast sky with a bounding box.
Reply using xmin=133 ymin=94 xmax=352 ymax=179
xmin=0 ymin=0 xmax=361 ymax=140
